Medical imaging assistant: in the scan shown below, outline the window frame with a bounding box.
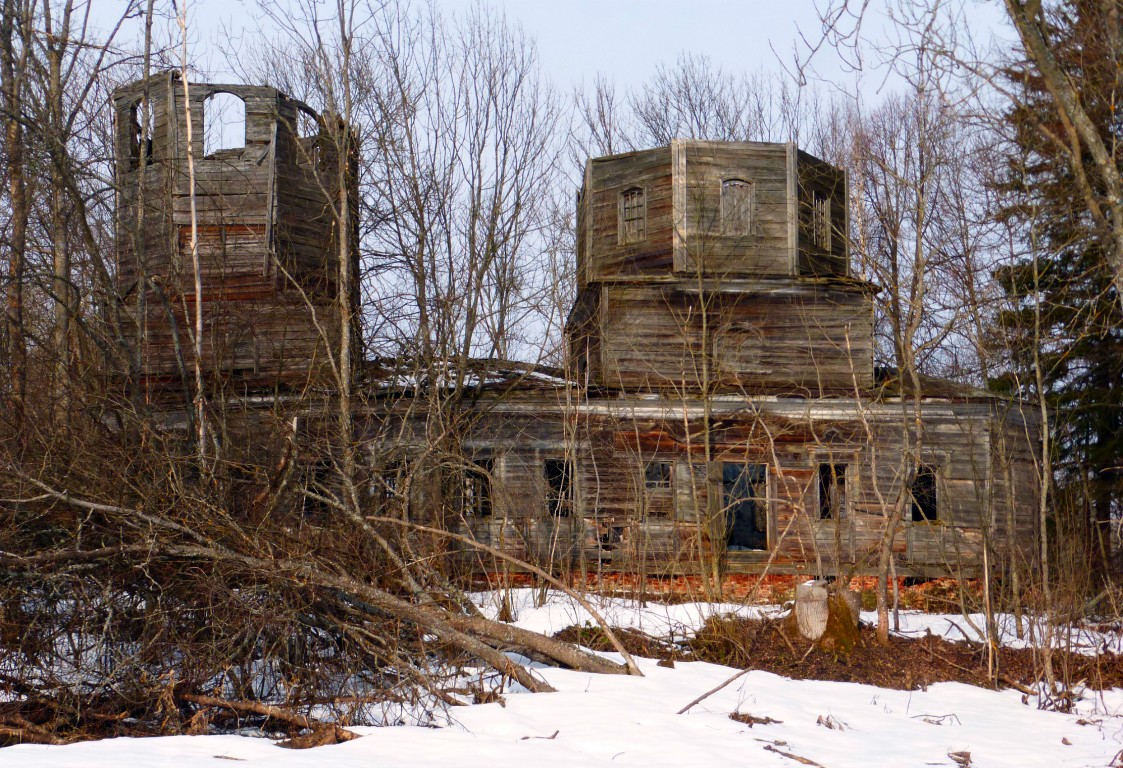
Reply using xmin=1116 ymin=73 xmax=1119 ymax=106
xmin=722 ymin=462 xmax=769 ymax=552
xmin=202 ymin=91 xmax=247 ymax=157
xmin=910 ymin=463 xmax=939 ymax=523
xmin=127 ymin=98 xmax=155 ymax=170
xmin=463 ymin=458 xmax=494 ymax=518
xmin=544 ymin=458 xmax=574 ymax=517
xmin=721 ymin=177 xmax=755 ymax=236
xmin=618 ymin=186 xmax=647 ymax=245
xmin=644 ymin=460 xmax=672 ymax=490
xmin=811 ymin=192 xmax=832 ymax=251
xmin=817 ymin=463 xmax=848 ymax=521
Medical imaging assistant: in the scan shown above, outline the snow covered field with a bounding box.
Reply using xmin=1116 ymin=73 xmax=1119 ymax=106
xmin=7 ymin=590 xmax=1123 ymax=768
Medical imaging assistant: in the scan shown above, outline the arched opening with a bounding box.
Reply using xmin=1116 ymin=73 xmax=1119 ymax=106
xmin=203 ymin=92 xmax=246 ymax=157
xmin=296 ymin=105 xmax=320 ymax=139
xmin=721 ymin=178 xmax=754 ymax=235
xmin=127 ymin=98 xmax=154 ymax=169
xmin=618 ymin=186 xmax=646 ymax=245
xmin=294 ymin=104 xmax=321 ymax=165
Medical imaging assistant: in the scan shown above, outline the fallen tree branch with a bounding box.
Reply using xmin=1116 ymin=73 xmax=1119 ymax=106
xmin=179 ymin=693 xmax=358 ymax=742
xmin=365 ymin=514 xmax=644 ymax=676
xmin=8 ymin=478 xmax=632 ymax=693
xmin=0 ymin=717 xmax=68 ymax=746
xmin=763 ymin=744 xmax=825 ymax=766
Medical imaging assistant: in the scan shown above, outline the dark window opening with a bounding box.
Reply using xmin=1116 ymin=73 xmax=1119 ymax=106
xmin=722 ymin=178 xmax=754 ymax=235
xmin=911 ymin=464 xmax=938 ymax=522
xmin=375 ymin=461 xmax=408 ymax=516
xmin=545 ymin=458 xmax=573 ymax=517
xmin=599 ymin=524 xmax=624 ymax=549
xmin=645 ymin=461 xmax=672 ymax=489
xmin=619 ymin=187 xmax=646 ymax=244
xmin=128 ymin=99 xmax=154 ymax=169
xmin=723 ymin=462 xmax=768 ymax=551
xmin=818 ymin=463 xmax=847 ymax=520
xmin=464 ymin=458 xmax=493 ymax=517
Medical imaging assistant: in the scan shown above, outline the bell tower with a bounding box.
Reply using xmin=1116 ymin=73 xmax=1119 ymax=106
xmin=113 ymin=72 xmax=358 ymax=400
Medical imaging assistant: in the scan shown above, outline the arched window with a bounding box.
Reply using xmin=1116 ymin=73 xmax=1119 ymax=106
xmin=127 ymin=98 xmax=154 ymax=169
xmin=293 ymin=105 xmax=321 ymax=165
xmin=296 ymin=106 xmax=320 ymax=139
xmin=618 ymin=186 xmax=646 ymax=245
xmin=721 ymin=178 xmax=754 ymax=235
xmin=203 ymin=92 xmax=246 ymax=156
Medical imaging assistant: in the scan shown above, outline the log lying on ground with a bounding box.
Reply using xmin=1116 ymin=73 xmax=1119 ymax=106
xmin=179 ymin=694 xmax=358 ymax=745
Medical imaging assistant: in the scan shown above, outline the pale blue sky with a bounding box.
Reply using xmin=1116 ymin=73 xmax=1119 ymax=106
xmin=94 ymin=0 xmax=1010 ymax=101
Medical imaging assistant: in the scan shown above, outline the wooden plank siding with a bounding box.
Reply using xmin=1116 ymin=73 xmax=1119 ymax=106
xmin=369 ymin=396 xmax=1040 ymax=579
xmin=578 ymin=140 xmax=802 ymax=284
xmin=676 ymin=141 xmax=793 ymax=277
xmin=113 ymin=74 xmax=355 ymax=398
xmin=582 ymin=146 xmax=676 ymax=284
xmin=568 ymin=141 xmax=878 ymax=397
xmin=593 ymin=279 xmax=876 ymax=395
xmin=796 ymin=150 xmax=849 ymax=277
xmin=110 ymin=86 xmax=1041 ymax=586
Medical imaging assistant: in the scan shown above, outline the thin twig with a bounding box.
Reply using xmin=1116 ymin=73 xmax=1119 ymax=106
xmin=763 ymin=744 xmax=826 ymax=766
xmin=677 ymin=668 xmax=751 ymax=714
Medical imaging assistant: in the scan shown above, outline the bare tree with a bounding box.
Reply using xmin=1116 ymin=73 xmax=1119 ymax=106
xmin=846 ymin=77 xmax=966 ymax=643
xmin=1 ymin=0 xmax=32 ymax=433
xmin=573 ymin=52 xmax=818 ymax=160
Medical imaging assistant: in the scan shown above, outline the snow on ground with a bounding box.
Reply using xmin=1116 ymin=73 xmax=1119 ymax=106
xmin=470 ymin=587 xmax=780 ymax=637
xmin=475 ymin=588 xmax=1123 ymax=655
xmin=8 ymin=590 xmax=1123 ymax=768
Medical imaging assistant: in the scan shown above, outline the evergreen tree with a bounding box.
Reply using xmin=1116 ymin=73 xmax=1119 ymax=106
xmin=994 ymin=0 xmax=1123 ymax=567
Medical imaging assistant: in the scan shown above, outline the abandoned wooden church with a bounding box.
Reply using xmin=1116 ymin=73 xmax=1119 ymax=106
xmin=114 ymin=74 xmax=1041 ymax=581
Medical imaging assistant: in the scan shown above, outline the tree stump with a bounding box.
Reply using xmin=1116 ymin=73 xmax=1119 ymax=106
xmin=839 ymin=588 xmax=861 ymax=628
xmin=794 ymin=580 xmax=829 ymax=641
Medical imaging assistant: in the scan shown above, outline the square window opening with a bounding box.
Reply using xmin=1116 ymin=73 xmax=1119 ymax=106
xmin=464 ymin=458 xmax=493 ymax=518
xmin=645 ymin=461 xmax=672 ymax=489
xmin=911 ymin=464 xmax=938 ymax=522
xmin=545 ymin=458 xmax=573 ymax=517
xmin=818 ymin=463 xmax=847 ymax=520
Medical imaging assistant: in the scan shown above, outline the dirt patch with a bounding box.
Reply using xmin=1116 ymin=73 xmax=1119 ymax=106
xmin=556 ymin=616 xmax=1123 ymax=694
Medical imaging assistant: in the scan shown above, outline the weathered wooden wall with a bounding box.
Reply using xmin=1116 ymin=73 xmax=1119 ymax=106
xmin=676 ymin=141 xmax=793 ymax=276
xmin=113 ymin=74 xmax=355 ymax=398
xmin=580 ymin=146 xmax=675 ymax=285
xmin=367 ymin=395 xmax=1040 ymax=580
xmin=796 ymin=150 xmax=848 ymax=277
xmin=568 ymin=140 xmax=875 ymax=396
xmin=588 ymin=280 xmax=875 ymax=395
